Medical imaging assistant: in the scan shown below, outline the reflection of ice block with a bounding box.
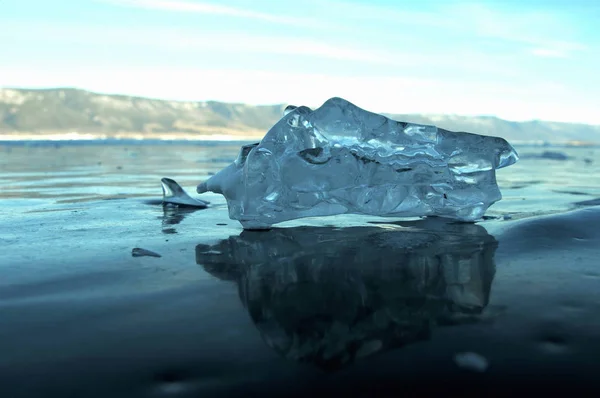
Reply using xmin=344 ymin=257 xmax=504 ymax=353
xmin=196 ymin=219 xmax=498 ymax=370
xmin=197 ymin=97 xmax=519 ymax=229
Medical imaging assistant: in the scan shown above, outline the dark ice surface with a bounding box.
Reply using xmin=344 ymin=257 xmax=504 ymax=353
xmin=2 ymin=141 xmax=600 ymax=397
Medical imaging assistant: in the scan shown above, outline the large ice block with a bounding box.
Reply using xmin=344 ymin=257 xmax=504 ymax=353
xmin=197 ymin=97 xmax=518 ymax=229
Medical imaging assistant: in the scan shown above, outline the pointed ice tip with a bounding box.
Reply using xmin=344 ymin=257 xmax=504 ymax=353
xmin=196 ymin=163 xmax=237 ymax=195
xmin=161 ymin=178 xmax=184 ymax=195
xmin=283 ymin=105 xmax=297 ymax=116
xmin=161 ymin=177 xmax=209 ymax=208
xmin=196 ymin=182 xmax=208 ymax=194
xmin=496 ymin=145 xmax=520 ymax=169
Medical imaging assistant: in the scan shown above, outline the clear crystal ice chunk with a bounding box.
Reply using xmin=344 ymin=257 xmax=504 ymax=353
xmin=197 ymin=97 xmax=518 ymax=229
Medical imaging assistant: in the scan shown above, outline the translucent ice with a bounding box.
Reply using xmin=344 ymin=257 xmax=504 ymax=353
xmin=197 ymin=97 xmax=519 ymax=229
xmin=161 ymin=178 xmax=209 ymax=208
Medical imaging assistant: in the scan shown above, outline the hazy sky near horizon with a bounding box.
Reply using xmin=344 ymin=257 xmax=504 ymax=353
xmin=1 ymin=0 xmax=599 ymax=123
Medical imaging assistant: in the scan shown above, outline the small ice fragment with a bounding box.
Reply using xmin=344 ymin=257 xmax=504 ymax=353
xmin=454 ymin=352 xmax=489 ymax=372
xmin=539 ymin=151 xmax=569 ymax=161
xmin=197 ymin=97 xmax=519 ymax=229
xmin=161 ymin=178 xmax=209 ymax=208
xmin=132 ymin=248 xmax=162 ymax=258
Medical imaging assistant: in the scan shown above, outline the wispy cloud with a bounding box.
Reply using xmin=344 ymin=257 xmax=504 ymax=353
xmin=531 ymin=41 xmax=588 ymax=59
xmin=102 ymin=0 xmax=591 ymax=58
xmin=451 ymin=3 xmax=589 ymax=58
xmin=98 ymin=1 xmax=591 ymax=62
xmin=314 ymin=1 xmax=590 ymax=59
xmin=0 ymin=21 xmax=520 ymax=77
xmin=531 ymin=48 xmax=567 ymax=58
xmin=99 ymin=0 xmax=317 ymax=28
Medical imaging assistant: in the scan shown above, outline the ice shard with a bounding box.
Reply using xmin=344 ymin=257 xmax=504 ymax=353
xmin=161 ymin=178 xmax=209 ymax=208
xmin=197 ymin=97 xmax=519 ymax=229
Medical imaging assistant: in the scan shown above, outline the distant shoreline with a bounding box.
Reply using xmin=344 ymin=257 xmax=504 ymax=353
xmin=0 ymin=133 xmax=597 ymax=147
xmin=3 ymin=88 xmax=600 ymax=145
xmin=0 ymin=132 xmax=264 ymax=142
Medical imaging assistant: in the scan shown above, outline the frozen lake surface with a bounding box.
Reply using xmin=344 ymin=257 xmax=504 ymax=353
xmin=1 ymin=141 xmax=600 ymax=397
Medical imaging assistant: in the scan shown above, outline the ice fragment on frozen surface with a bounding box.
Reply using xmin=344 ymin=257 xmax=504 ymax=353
xmin=132 ymin=247 xmax=162 ymax=258
xmin=454 ymin=352 xmax=489 ymax=372
xmin=161 ymin=178 xmax=209 ymax=208
xmin=197 ymin=97 xmax=519 ymax=229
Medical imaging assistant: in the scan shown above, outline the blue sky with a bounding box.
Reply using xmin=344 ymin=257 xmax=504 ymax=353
xmin=1 ymin=0 xmax=599 ymax=123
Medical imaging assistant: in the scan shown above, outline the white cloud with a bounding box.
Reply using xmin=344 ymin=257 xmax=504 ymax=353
xmin=530 ymin=40 xmax=589 ymax=59
xmin=531 ymin=48 xmax=567 ymax=58
xmin=100 ymin=0 xmax=589 ymax=59
xmin=0 ymin=22 xmax=520 ymax=78
xmin=99 ymin=0 xmax=318 ymax=28
xmin=314 ymin=1 xmax=589 ymax=58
